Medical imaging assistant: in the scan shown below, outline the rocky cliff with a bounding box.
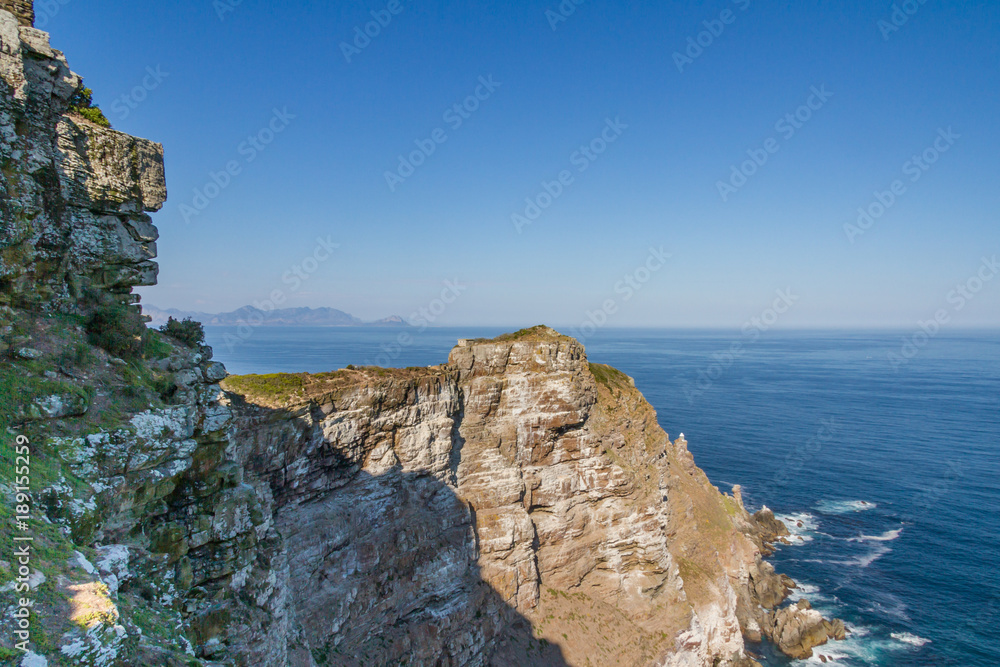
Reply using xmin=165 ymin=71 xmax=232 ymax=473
xmin=215 ymin=330 xmax=844 ymax=666
xmin=0 ymin=4 xmax=842 ymax=666
xmin=0 ymin=5 xmax=164 ymax=312
xmin=0 ymin=1 xmax=31 ymax=28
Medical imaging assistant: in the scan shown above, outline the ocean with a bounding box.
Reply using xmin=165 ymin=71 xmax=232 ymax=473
xmin=204 ymin=326 xmax=1000 ymax=666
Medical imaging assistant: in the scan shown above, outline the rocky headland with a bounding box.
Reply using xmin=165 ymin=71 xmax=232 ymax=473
xmin=0 ymin=2 xmax=843 ymax=665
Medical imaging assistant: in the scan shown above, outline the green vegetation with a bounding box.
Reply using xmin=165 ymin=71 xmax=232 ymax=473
xmin=494 ymin=325 xmax=552 ymax=340
xmin=0 ymin=364 xmax=92 ymax=430
xmin=482 ymin=325 xmax=568 ymax=343
xmin=58 ymin=341 xmax=95 ymax=368
xmin=0 ymin=647 xmax=21 ymax=661
xmin=159 ymin=317 xmax=205 ymax=348
xmin=143 ymin=330 xmax=173 ymax=360
xmin=86 ymin=296 xmax=147 ymax=359
xmin=224 ymin=365 xmax=447 ymax=407
xmin=0 ymin=429 xmax=79 ymax=589
xmin=721 ymin=494 xmax=740 ymax=518
xmin=589 ymin=363 xmax=631 ymax=390
xmin=119 ymin=360 xmax=172 ymax=412
xmin=68 ymin=85 xmax=111 ymax=128
xmin=676 ymin=557 xmax=711 ymax=587
xmin=29 ymin=609 xmax=52 ymax=652
xmin=311 ymin=645 xmax=331 ymax=666
xmin=223 ymin=373 xmax=310 ymax=403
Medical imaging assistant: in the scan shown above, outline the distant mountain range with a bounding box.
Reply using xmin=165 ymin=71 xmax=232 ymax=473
xmin=143 ymin=305 xmax=409 ymax=328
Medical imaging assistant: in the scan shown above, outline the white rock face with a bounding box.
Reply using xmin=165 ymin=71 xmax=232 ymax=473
xmin=19 ymin=652 xmax=48 ymax=667
xmin=218 ymin=330 xmax=801 ymax=666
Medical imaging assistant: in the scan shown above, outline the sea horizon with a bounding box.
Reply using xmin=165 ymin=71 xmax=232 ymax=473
xmin=202 ymin=326 xmax=1000 ymax=665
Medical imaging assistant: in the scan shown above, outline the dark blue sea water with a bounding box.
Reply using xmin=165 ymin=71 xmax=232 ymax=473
xmin=205 ymin=326 xmax=1000 ymax=666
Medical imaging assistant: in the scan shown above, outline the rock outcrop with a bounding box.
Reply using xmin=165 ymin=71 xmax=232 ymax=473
xmin=0 ymin=0 xmax=32 ymax=27
xmin=0 ymin=4 xmax=164 ymax=312
xmin=205 ymin=328 xmax=841 ymax=665
xmin=0 ymin=3 xmax=843 ymax=665
xmin=762 ymin=600 xmax=847 ymax=660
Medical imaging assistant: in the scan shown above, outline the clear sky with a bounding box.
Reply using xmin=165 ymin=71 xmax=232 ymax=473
xmin=46 ymin=0 xmax=1000 ymax=328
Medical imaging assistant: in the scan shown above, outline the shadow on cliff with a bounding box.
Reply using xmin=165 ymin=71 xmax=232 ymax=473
xmin=223 ymin=396 xmax=571 ymax=667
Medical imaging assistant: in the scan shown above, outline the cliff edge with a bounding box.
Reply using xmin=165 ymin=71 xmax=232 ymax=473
xmin=0 ymin=3 xmax=842 ymax=665
xmin=215 ymin=326 xmax=844 ymax=666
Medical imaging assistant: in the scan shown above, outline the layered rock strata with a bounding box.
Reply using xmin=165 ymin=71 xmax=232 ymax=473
xmin=0 ymin=3 xmax=842 ymax=665
xmin=0 ymin=5 xmax=164 ymax=312
xmin=210 ymin=329 xmax=842 ymax=666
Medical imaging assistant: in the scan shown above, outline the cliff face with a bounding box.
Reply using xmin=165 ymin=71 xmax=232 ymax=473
xmin=0 ymin=5 xmax=243 ymax=665
xmin=0 ymin=4 xmax=842 ymax=666
xmin=0 ymin=1 xmax=32 ymax=27
xmin=213 ymin=329 xmax=839 ymax=666
xmin=0 ymin=6 xmax=164 ymax=312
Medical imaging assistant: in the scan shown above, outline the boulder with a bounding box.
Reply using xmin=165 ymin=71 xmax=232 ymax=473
xmin=763 ymin=599 xmax=844 ymax=660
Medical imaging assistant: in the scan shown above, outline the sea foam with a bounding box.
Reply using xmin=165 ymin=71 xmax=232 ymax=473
xmin=815 ymin=499 xmax=877 ymax=515
xmin=891 ymin=632 xmax=931 ymax=647
xmin=774 ymin=512 xmax=818 ymax=545
xmin=848 ymin=527 xmax=903 ymax=543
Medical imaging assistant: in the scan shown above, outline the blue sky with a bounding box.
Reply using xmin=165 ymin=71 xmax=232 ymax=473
xmin=46 ymin=0 xmax=1000 ymax=328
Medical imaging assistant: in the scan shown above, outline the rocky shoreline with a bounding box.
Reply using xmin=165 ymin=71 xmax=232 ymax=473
xmin=748 ymin=506 xmax=848 ymax=660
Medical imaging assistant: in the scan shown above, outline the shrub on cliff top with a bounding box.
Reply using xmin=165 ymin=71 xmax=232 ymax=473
xmin=69 ymin=85 xmax=111 ymax=128
xmin=159 ymin=317 xmax=205 ymax=348
xmin=86 ymin=297 xmax=147 ymax=359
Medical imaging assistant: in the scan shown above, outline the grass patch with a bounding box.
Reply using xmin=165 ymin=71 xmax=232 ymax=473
xmin=143 ymin=330 xmax=173 ymax=360
xmin=120 ymin=361 xmax=171 ymax=406
xmin=469 ymin=326 xmax=570 ymax=344
xmin=721 ymin=495 xmax=741 ymax=518
xmin=57 ymin=341 xmax=96 ymax=369
xmin=589 ymin=363 xmax=631 ymax=390
xmin=222 ymin=373 xmax=310 ymax=404
xmin=223 ymin=369 xmax=418 ymax=406
xmin=0 ymin=430 xmax=78 ymax=591
xmin=676 ymin=557 xmax=711 ymax=587
xmin=0 ymin=364 xmax=92 ymax=430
